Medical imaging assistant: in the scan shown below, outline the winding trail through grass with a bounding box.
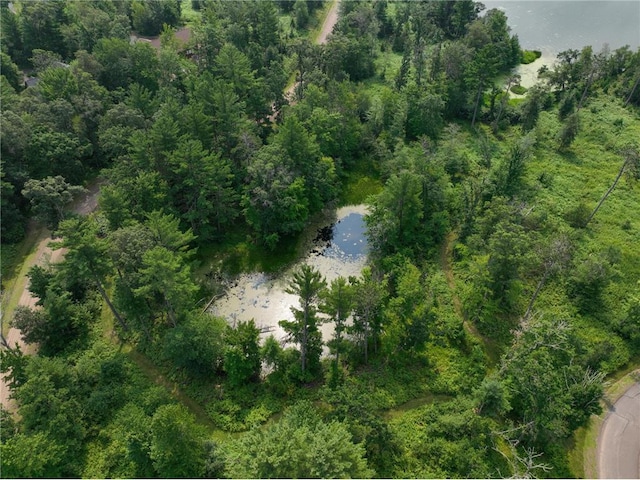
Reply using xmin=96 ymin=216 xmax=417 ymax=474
xmin=126 ymin=349 xmax=228 ymax=438
xmin=439 ymin=231 xmax=498 ymax=367
xmin=383 ymin=393 xmax=452 ymax=421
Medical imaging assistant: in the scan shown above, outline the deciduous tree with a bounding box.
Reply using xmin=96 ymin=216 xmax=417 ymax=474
xmin=350 ymin=268 xmax=387 ymax=363
xmin=501 ymin=317 xmax=604 ymax=443
xmin=223 ymin=320 xmax=262 ymax=386
xmin=221 ymin=401 xmax=373 ymax=478
xmin=21 ymin=176 xmax=85 ymax=231
xmin=150 ymin=404 xmax=207 ymax=478
xmin=366 ymin=171 xmax=423 ymax=256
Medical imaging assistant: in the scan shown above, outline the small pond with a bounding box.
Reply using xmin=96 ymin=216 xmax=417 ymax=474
xmin=209 ymin=205 xmax=369 ymax=345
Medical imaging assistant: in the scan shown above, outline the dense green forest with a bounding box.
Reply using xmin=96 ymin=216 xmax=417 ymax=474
xmin=1 ymin=0 xmax=639 ymax=478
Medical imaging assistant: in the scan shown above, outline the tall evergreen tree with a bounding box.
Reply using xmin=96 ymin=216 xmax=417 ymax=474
xmin=280 ymin=265 xmax=326 ymax=378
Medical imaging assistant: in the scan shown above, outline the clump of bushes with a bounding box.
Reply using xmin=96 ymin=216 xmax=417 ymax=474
xmin=564 ymin=203 xmax=591 ymax=228
xmin=510 ymin=84 xmax=528 ymax=95
xmin=521 ymin=49 xmax=542 ymax=64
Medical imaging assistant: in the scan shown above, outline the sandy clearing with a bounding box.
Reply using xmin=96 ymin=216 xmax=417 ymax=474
xmin=1 ymin=181 xmax=101 ymax=413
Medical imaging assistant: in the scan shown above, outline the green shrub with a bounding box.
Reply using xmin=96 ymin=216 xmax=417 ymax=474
xmin=244 ymin=404 xmax=273 ymax=429
xmin=521 ymin=50 xmax=542 ymax=64
xmin=206 ymin=399 xmax=244 ymax=432
xmin=510 ymin=84 xmax=528 ymax=95
xmin=564 ymin=203 xmax=591 ymax=228
xmin=537 ymin=171 xmax=554 ymax=188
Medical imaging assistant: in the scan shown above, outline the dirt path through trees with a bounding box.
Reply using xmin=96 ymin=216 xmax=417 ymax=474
xmin=316 ymin=0 xmax=339 ymax=45
xmin=439 ymin=232 xmax=497 ymax=366
xmin=0 ymin=179 xmax=224 ymax=433
xmin=0 ymin=181 xmax=101 ymax=412
xmin=127 ymin=350 xmax=220 ymax=435
xmin=284 ymin=0 xmax=339 ymax=102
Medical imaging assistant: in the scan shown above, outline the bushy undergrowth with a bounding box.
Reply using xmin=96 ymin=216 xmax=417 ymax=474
xmin=521 ymin=49 xmax=542 ymax=64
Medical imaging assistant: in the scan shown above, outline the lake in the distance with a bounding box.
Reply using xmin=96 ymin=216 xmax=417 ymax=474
xmin=483 ymin=1 xmax=640 ymax=53
xmin=483 ymin=1 xmax=640 ymax=88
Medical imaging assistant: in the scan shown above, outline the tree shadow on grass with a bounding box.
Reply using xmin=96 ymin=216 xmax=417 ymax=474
xmin=558 ymin=149 xmax=582 ymax=165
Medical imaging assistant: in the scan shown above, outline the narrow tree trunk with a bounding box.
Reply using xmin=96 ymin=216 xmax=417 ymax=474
xmin=471 ymin=81 xmax=484 ymax=129
xmin=373 ymin=327 xmax=378 ymax=355
xmin=430 ymin=42 xmax=442 ymax=82
xmin=624 ymin=74 xmax=640 ymax=106
xmin=165 ymin=299 xmax=177 ymax=328
xmin=140 ymin=317 xmax=153 ymax=344
xmin=363 ymin=316 xmax=369 ymax=364
xmin=493 ymin=77 xmax=515 ymax=134
xmin=585 ymin=159 xmax=629 ymax=225
xmin=397 ymin=192 xmax=405 ymax=246
xmin=140 ymin=299 xmax=155 ymax=344
xmin=301 ymin=304 xmax=308 ymax=373
xmin=0 ymin=332 xmax=14 ymax=350
xmin=577 ymin=69 xmax=595 ymax=111
xmin=523 ymin=271 xmax=548 ymax=321
xmin=95 ymin=278 xmax=129 ymax=332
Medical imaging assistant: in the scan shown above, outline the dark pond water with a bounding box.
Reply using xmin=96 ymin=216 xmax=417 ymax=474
xmin=315 ymin=212 xmax=368 ymax=259
xmin=210 ymin=205 xmax=369 ymax=343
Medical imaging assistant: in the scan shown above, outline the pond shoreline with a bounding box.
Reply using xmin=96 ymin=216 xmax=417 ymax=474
xmin=209 ymin=205 xmax=370 ymax=345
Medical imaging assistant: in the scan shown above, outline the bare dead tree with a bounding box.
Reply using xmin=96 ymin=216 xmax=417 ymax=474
xmin=624 ymin=72 xmax=640 ymax=107
xmin=586 ymin=146 xmax=639 ymax=226
xmin=576 ymin=68 xmax=595 ymax=111
xmin=493 ymin=74 xmax=520 ymax=134
xmin=523 ymin=235 xmax=573 ymax=321
xmin=493 ymin=423 xmax=553 ymax=479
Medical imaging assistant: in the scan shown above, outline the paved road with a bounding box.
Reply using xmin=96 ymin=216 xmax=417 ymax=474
xmin=597 ymin=381 xmax=640 ymax=479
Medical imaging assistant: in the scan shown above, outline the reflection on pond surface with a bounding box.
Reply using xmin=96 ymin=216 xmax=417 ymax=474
xmin=210 ymin=205 xmax=369 ymax=344
xmin=323 ymin=212 xmax=368 ymax=259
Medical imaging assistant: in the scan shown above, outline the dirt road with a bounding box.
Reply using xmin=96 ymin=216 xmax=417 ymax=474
xmin=284 ymin=0 xmax=340 ymax=102
xmin=316 ymin=0 xmax=339 ymax=45
xmin=0 ymin=181 xmax=102 ymax=412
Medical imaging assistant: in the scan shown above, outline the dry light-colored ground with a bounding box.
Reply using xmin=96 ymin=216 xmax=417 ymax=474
xmin=1 ymin=182 xmax=101 ymax=413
